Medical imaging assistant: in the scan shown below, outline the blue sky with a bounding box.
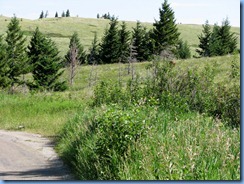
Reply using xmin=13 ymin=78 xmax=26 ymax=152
xmin=0 ymin=0 xmax=241 ymax=27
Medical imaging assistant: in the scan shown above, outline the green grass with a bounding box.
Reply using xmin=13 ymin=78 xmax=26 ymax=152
xmin=0 ymin=92 xmax=84 ymax=136
xmin=0 ymin=54 xmax=239 ymax=136
xmin=57 ymin=105 xmax=240 ymax=180
xmin=0 ymin=16 xmax=240 ymax=56
xmin=0 ymin=15 xmax=240 ymax=180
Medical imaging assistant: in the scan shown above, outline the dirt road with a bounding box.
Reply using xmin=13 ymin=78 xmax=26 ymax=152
xmin=0 ymin=130 xmax=73 ymax=180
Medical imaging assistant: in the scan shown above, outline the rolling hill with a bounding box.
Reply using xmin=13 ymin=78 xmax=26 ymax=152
xmin=0 ymin=15 xmax=240 ymax=57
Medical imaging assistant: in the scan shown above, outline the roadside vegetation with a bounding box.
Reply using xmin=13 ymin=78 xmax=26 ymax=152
xmin=0 ymin=0 xmax=240 ymax=180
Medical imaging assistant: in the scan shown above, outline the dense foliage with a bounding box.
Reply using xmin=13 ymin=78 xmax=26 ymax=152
xmin=57 ymin=56 xmax=240 ymax=180
xmin=151 ymin=0 xmax=180 ymax=55
xmin=5 ymin=16 xmax=29 ymax=91
xmin=27 ymin=27 xmax=67 ymax=91
xmin=196 ymin=19 xmax=237 ymax=57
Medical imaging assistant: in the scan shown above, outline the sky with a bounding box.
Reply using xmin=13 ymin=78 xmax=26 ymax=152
xmin=0 ymin=0 xmax=241 ymax=27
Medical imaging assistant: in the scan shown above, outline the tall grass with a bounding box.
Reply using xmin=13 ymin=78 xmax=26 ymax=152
xmin=0 ymin=92 xmax=84 ymax=136
xmin=57 ymin=55 xmax=240 ymax=180
xmin=57 ymin=105 xmax=240 ymax=180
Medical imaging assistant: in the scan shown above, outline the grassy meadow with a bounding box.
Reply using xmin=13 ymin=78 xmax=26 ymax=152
xmin=0 ymin=15 xmax=240 ymax=56
xmin=0 ymin=16 xmax=240 ymax=180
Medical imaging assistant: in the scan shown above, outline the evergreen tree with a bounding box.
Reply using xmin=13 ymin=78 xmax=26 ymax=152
xmin=118 ymin=22 xmax=131 ymax=63
xmin=176 ymin=39 xmax=191 ymax=59
xmin=66 ymin=9 xmax=70 ymax=17
xmin=132 ymin=21 xmax=152 ymax=61
xmin=209 ymin=24 xmax=221 ymax=57
xmin=5 ymin=16 xmax=29 ymax=90
xmin=151 ymin=0 xmax=180 ymax=55
xmin=88 ymin=32 xmax=100 ymax=64
xmin=217 ymin=18 xmax=237 ymax=55
xmin=55 ymin=12 xmax=58 ymax=18
xmin=39 ymin=11 xmax=44 ymax=19
xmin=62 ymin=11 xmax=65 ymax=17
xmin=27 ymin=27 xmax=67 ymax=91
xmin=0 ymin=35 xmax=9 ymax=88
xmin=196 ymin=20 xmax=212 ymax=57
xmin=99 ymin=18 xmax=120 ymax=64
xmin=45 ymin=10 xmax=48 ymax=18
xmin=197 ymin=18 xmax=238 ymax=57
xmin=64 ymin=32 xmax=87 ymax=66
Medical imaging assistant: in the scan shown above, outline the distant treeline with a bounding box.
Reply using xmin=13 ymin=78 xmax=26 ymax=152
xmin=39 ymin=9 xmax=70 ymax=19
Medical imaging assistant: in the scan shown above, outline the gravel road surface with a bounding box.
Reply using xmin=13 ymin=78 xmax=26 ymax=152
xmin=0 ymin=130 xmax=73 ymax=180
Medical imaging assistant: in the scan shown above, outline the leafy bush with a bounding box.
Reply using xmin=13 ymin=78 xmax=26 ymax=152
xmin=57 ymin=105 xmax=152 ymax=180
xmin=92 ymin=58 xmax=240 ymax=127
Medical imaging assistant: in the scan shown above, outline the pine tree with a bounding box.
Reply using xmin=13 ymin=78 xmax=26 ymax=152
xmin=176 ymin=39 xmax=191 ymax=59
xmin=132 ymin=21 xmax=152 ymax=61
xmin=0 ymin=35 xmax=9 ymax=88
xmin=152 ymin=0 xmax=180 ymax=55
xmin=27 ymin=27 xmax=67 ymax=91
xmin=5 ymin=16 xmax=29 ymax=90
xmin=64 ymin=32 xmax=87 ymax=66
xmin=39 ymin=11 xmax=44 ymax=19
xmin=196 ymin=20 xmax=212 ymax=57
xmin=118 ymin=22 xmax=131 ymax=63
xmin=45 ymin=10 xmax=48 ymax=18
xmin=55 ymin=12 xmax=58 ymax=18
xmin=99 ymin=18 xmax=120 ymax=64
xmin=209 ymin=24 xmax=221 ymax=57
xmin=62 ymin=11 xmax=65 ymax=17
xmin=88 ymin=32 xmax=100 ymax=64
xmin=218 ymin=18 xmax=237 ymax=55
xmin=66 ymin=9 xmax=70 ymax=17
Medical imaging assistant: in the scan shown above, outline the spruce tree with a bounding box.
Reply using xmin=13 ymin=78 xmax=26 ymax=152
xmin=55 ymin=12 xmax=58 ymax=18
xmin=64 ymin=32 xmax=86 ymax=66
xmin=0 ymin=35 xmax=9 ymax=88
xmin=209 ymin=24 xmax=221 ymax=57
xmin=217 ymin=18 xmax=237 ymax=55
xmin=132 ymin=21 xmax=152 ymax=61
xmin=88 ymin=32 xmax=100 ymax=64
xmin=45 ymin=11 xmax=48 ymax=18
xmin=28 ymin=27 xmax=67 ymax=91
xmin=39 ymin=11 xmax=44 ymax=19
xmin=118 ymin=22 xmax=131 ymax=63
xmin=62 ymin=11 xmax=65 ymax=17
xmin=196 ymin=20 xmax=212 ymax=57
xmin=99 ymin=18 xmax=120 ymax=64
xmin=152 ymin=0 xmax=180 ymax=55
xmin=66 ymin=9 xmax=70 ymax=17
xmin=5 ymin=16 xmax=29 ymax=90
xmin=176 ymin=39 xmax=191 ymax=59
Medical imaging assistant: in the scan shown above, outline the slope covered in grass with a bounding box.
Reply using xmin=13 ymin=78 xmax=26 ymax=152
xmin=0 ymin=16 xmax=240 ymax=56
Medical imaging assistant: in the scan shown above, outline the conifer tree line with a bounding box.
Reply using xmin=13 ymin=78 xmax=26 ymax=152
xmin=196 ymin=19 xmax=237 ymax=57
xmin=39 ymin=9 xmax=70 ymax=19
xmin=0 ymin=0 xmax=238 ymax=92
xmin=0 ymin=16 xmax=67 ymax=92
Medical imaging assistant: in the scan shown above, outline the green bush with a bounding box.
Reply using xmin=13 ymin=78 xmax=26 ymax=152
xmin=92 ymin=58 xmax=240 ymax=127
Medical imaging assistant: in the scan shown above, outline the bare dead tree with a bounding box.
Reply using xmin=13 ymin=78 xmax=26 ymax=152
xmin=88 ymin=60 xmax=98 ymax=88
xmin=69 ymin=42 xmax=78 ymax=86
xmin=128 ymin=41 xmax=137 ymax=81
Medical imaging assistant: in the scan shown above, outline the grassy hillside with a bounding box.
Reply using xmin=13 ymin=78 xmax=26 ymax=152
xmin=0 ymin=16 xmax=240 ymax=56
xmin=0 ymin=15 xmax=240 ymax=180
xmin=0 ymin=54 xmax=240 ymax=136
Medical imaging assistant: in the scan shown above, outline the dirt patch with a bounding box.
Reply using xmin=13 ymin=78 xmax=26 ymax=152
xmin=0 ymin=130 xmax=73 ymax=180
